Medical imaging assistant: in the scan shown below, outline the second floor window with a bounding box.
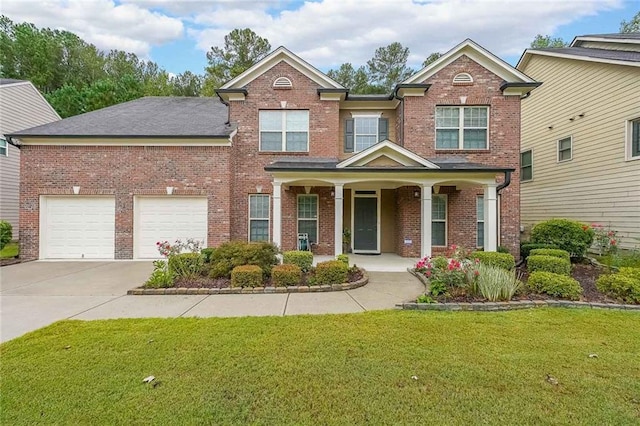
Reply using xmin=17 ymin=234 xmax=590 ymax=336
xmin=259 ymin=110 xmax=309 ymax=152
xmin=436 ymin=106 xmax=488 ymax=150
xmin=344 ymin=116 xmax=389 ymax=153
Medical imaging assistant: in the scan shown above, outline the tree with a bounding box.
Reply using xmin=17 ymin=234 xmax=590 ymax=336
xmin=205 ymin=28 xmax=270 ymax=88
xmin=530 ymin=34 xmax=568 ymax=48
xmin=171 ymin=71 xmax=203 ymax=97
xmin=366 ymin=42 xmax=414 ymax=93
xmin=326 ymin=63 xmax=371 ymax=93
xmin=620 ymin=11 xmax=640 ymax=33
xmin=422 ymin=52 xmax=442 ymax=67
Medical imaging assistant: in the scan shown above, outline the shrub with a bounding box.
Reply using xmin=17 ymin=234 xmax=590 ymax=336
xmin=497 ymin=246 xmax=510 ymax=254
xmin=168 ymin=253 xmax=204 ymax=279
xmin=471 ymin=251 xmax=515 ymax=270
xmin=529 ymin=248 xmax=570 ymax=262
xmin=596 ymin=267 xmax=640 ymax=303
xmin=520 ymin=242 xmax=558 ymax=259
xmin=531 ymin=219 xmax=594 ymax=259
xmin=315 ymin=260 xmax=348 ymax=285
xmin=527 ymin=271 xmax=582 ymax=300
xmin=209 ymin=241 xmax=279 ymax=278
xmin=336 ymin=254 xmax=349 ymax=266
xmin=231 ymin=265 xmax=263 ymax=288
xmin=0 ymin=220 xmax=12 ymax=250
xmin=282 ymin=250 xmax=313 ymax=272
xmin=272 ymin=264 xmax=302 ymax=287
xmin=527 ymin=255 xmax=571 ymax=276
xmin=201 ymin=248 xmax=216 ymax=263
xmin=144 ymin=260 xmax=174 ymax=288
xmin=475 ymin=263 xmax=522 ymax=301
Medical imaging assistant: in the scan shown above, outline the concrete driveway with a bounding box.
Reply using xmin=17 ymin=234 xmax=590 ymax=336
xmin=0 ymin=261 xmax=424 ymax=343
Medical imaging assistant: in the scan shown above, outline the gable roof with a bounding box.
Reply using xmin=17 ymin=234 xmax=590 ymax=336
xmin=220 ymin=46 xmax=344 ymax=90
xmin=403 ymin=39 xmax=536 ymax=85
xmin=9 ymin=97 xmax=233 ymax=138
xmin=0 ymin=80 xmax=60 ymax=135
xmin=336 ymin=140 xmax=439 ymax=169
xmin=571 ymin=32 xmax=640 ymax=46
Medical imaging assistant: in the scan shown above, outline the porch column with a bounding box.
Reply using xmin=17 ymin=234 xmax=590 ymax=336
xmin=334 ymin=184 xmax=344 ymax=257
xmin=484 ymin=183 xmax=498 ymax=252
xmin=272 ymin=182 xmax=282 ymax=250
xmin=420 ymin=184 xmax=432 ymax=258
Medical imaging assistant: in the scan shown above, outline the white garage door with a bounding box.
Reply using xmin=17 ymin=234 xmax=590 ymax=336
xmin=41 ymin=197 xmax=115 ymax=259
xmin=135 ymin=197 xmax=208 ymax=258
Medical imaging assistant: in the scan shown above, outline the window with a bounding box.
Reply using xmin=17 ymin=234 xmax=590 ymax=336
xmin=477 ymin=195 xmax=484 ymax=248
xmin=558 ymin=136 xmax=572 ymax=162
xmin=297 ymin=195 xmax=318 ymax=244
xmin=259 ymin=110 xmax=309 ymax=152
xmin=0 ymin=138 xmax=7 ymax=156
xmin=521 ymin=150 xmax=532 ymax=181
xmin=628 ymin=118 xmax=640 ymax=160
xmin=432 ymin=195 xmax=447 ymax=246
xmin=344 ymin=116 xmax=388 ymax=153
xmin=249 ymin=195 xmax=270 ymax=242
xmin=436 ymin=106 xmax=488 ymax=150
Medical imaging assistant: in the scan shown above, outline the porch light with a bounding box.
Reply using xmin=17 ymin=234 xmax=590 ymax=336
xmin=73 ymin=186 xmax=80 ymax=195
xmin=166 ymin=186 xmax=174 ymax=195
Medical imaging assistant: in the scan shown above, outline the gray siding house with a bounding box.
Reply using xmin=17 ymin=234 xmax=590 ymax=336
xmin=0 ymin=79 xmax=60 ymax=238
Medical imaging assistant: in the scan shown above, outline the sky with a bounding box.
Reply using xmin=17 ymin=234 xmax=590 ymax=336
xmin=1 ymin=0 xmax=638 ymax=76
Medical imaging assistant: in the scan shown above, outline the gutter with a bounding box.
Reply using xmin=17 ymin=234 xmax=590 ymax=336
xmin=496 ymin=170 xmax=511 ymax=193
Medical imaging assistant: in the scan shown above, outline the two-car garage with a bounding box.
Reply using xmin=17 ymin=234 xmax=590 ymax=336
xmin=39 ymin=196 xmax=208 ymax=259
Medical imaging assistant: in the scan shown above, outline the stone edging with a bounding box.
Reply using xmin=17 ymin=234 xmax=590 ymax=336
xmin=398 ymin=300 xmax=640 ymax=311
xmin=127 ymin=270 xmax=369 ymax=295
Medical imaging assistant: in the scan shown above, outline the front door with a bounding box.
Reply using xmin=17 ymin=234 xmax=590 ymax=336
xmin=353 ymin=195 xmax=378 ymax=252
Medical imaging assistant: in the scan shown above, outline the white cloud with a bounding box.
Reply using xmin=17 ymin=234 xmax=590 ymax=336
xmin=1 ymin=0 xmax=184 ymax=57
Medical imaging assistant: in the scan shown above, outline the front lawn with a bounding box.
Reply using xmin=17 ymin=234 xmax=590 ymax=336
xmin=2 ymin=310 xmax=639 ymax=424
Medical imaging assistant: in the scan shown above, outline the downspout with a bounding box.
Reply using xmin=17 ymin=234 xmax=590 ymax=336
xmin=495 ymin=170 xmax=512 ymax=251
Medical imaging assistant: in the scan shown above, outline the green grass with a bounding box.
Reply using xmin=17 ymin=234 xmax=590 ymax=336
xmin=596 ymin=251 xmax=640 ymax=269
xmin=0 ymin=242 xmax=18 ymax=259
xmin=2 ymin=310 xmax=639 ymax=425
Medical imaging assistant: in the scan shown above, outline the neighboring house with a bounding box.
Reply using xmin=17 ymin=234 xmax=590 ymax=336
xmin=517 ymin=33 xmax=640 ymax=250
xmin=9 ymin=39 xmax=538 ymax=261
xmin=0 ymin=79 xmax=61 ymax=239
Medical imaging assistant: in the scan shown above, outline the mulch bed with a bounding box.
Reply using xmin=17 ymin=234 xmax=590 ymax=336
xmin=432 ymin=261 xmax=625 ymax=304
xmin=169 ymin=267 xmax=364 ymax=289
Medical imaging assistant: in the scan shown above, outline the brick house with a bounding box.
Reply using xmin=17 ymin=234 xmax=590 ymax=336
xmin=9 ymin=39 xmax=538 ymax=261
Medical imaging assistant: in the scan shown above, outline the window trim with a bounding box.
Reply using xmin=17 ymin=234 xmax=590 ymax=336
xmin=259 ymin=110 xmax=309 ymax=152
xmin=520 ymin=149 xmax=533 ymax=182
xmin=557 ymin=136 xmax=573 ymax=163
xmin=297 ymin=194 xmax=319 ymax=244
xmin=432 ymin=194 xmax=447 ymax=247
xmin=435 ymin=106 xmax=489 ymax=150
xmin=248 ymin=194 xmax=270 ymax=242
xmin=626 ymin=117 xmax=640 ymax=161
xmin=0 ymin=137 xmax=8 ymax=157
xmin=476 ymin=195 xmax=484 ymax=248
xmin=352 ymin=113 xmax=382 ymax=153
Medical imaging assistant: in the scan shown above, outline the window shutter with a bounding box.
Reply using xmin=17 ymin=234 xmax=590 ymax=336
xmin=344 ymin=119 xmax=354 ymax=153
xmin=378 ymin=118 xmax=389 ymax=141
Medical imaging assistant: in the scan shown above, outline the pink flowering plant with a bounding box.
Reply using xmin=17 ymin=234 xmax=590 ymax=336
xmin=145 ymin=238 xmax=204 ymax=288
xmin=591 ymin=224 xmax=620 ymax=256
xmin=415 ymin=245 xmax=479 ymax=296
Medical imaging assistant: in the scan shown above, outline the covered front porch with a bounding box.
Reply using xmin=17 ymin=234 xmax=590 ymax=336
xmin=314 ymin=253 xmax=419 ymax=272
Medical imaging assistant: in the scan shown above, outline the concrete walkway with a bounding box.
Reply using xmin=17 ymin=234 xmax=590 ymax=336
xmin=0 ymin=261 xmax=424 ymax=343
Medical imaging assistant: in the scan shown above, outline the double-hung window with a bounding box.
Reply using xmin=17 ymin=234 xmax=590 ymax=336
xmin=520 ymin=150 xmax=533 ymax=182
xmin=557 ymin=136 xmax=572 ymax=162
xmin=436 ymin=106 xmax=488 ymax=149
xmin=628 ymin=118 xmax=640 ymax=160
xmin=476 ymin=195 xmax=484 ymax=248
xmin=344 ymin=116 xmax=389 ymax=153
xmin=259 ymin=110 xmax=309 ymax=152
xmin=432 ymin=195 xmax=447 ymax=246
xmin=297 ymin=195 xmax=318 ymax=244
xmin=248 ymin=195 xmax=270 ymax=242
xmin=0 ymin=137 xmax=7 ymax=156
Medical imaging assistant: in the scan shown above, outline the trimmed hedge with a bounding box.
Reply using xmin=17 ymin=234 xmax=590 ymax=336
xmin=596 ymin=267 xmax=640 ymax=304
xmin=529 ymin=248 xmax=570 ymax=262
xmin=168 ymin=253 xmax=204 ymax=279
xmin=209 ymin=241 xmax=279 ymax=279
xmin=282 ymin=250 xmax=313 ymax=272
xmin=272 ymin=264 xmax=302 ymax=287
xmin=520 ymin=242 xmax=557 ymax=259
xmin=470 ymin=251 xmax=515 ymax=270
xmin=0 ymin=220 xmax=12 ymax=250
xmin=531 ymin=219 xmax=594 ymax=258
xmin=527 ymin=255 xmax=571 ymax=276
xmin=527 ymin=271 xmax=582 ymax=300
xmin=231 ymin=265 xmax=263 ymax=288
xmin=315 ymin=260 xmax=348 ymax=285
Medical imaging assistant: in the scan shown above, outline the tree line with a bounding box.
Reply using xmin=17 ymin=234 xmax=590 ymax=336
xmin=1 ymin=11 xmax=637 ymax=118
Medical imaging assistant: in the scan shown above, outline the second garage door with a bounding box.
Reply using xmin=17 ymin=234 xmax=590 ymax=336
xmin=135 ymin=197 xmax=208 ymax=258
